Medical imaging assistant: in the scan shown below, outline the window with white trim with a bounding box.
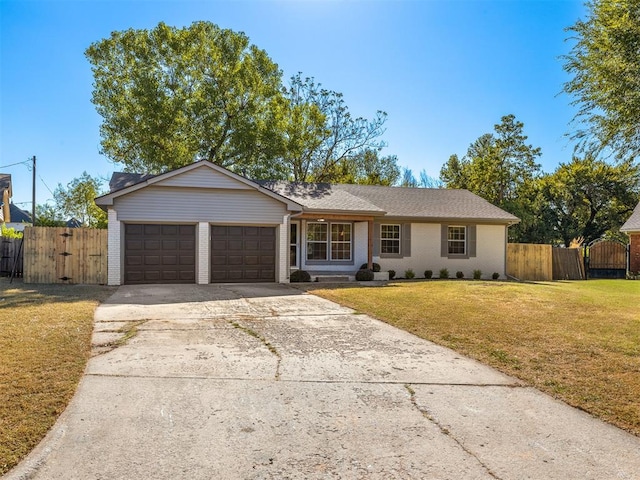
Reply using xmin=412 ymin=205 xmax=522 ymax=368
xmin=380 ymin=224 xmax=400 ymax=254
xmin=448 ymin=226 xmax=466 ymax=255
xmin=330 ymin=223 xmax=352 ymax=260
xmin=306 ymin=223 xmax=328 ymax=260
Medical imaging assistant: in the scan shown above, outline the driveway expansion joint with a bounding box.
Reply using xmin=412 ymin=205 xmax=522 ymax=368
xmin=404 ymin=383 xmax=504 ymax=480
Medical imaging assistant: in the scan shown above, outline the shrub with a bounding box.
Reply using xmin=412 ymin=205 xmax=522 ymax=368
xmin=473 ymin=269 xmax=482 ymax=280
xmin=356 ymin=269 xmax=374 ymax=281
xmin=1 ymin=224 xmax=23 ymax=239
xmin=388 ymin=269 xmax=396 ymax=280
xmin=290 ymin=270 xmax=311 ymax=282
xmin=360 ymin=262 xmax=381 ymax=272
xmin=439 ymin=268 xmax=449 ymax=279
xmin=492 ymin=272 xmax=500 ymax=280
xmin=456 ymin=271 xmax=464 ymax=279
xmin=424 ymin=270 xmax=433 ymax=279
xmin=404 ymin=268 xmax=415 ymax=279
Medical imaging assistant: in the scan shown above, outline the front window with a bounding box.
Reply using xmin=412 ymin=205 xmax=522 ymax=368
xmin=306 ymin=222 xmax=352 ymax=261
xmin=381 ymin=224 xmax=400 ymax=254
xmin=448 ymin=226 xmax=466 ymax=255
xmin=307 ymin=223 xmax=328 ymax=260
xmin=331 ymin=223 xmax=352 ymax=260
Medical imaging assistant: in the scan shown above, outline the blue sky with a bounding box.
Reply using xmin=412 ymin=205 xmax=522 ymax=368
xmin=1 ymin=0 xmax=585 ymax=208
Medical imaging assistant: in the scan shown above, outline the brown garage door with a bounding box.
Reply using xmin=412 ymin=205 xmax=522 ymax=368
xmin=124 ymin=224 xmax=195 ymax=284
xmin=211 ymin=226 xmax=276 ymax=283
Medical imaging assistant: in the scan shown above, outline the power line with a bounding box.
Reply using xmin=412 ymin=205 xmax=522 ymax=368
xmin=38 ymin=175 xmax=55 ymax=196
xmin=0 ymin=160 xmax=31 ymax=169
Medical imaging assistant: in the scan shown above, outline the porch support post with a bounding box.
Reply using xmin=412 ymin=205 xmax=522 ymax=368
xmin=368 ymin=219 xmax=374 ymax=270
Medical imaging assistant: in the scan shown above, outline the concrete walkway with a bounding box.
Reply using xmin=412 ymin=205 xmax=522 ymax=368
xmin=6 ymin=283 xmax=640 ymax=479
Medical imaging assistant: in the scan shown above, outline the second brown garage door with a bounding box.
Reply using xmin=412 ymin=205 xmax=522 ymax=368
xmin=211 ymin=226 xmax=276 ymax=282
xmin=124 ymin=224 xmax=195 ymax=284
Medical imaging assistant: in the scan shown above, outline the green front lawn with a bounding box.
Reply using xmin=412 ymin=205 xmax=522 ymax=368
xmin=307 ymin=279 xmax=640 ymax=436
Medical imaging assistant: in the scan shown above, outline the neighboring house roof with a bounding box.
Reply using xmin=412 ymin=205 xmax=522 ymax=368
xmin=9 ymin=203 xmax=32 ymax=223
xmin=621 ymin=201 xmax=640 ymax=232
xmin=0 ymin=173 xmax=11 ymax=195
xmin=103 ymin=161 xmax=519 ymax=224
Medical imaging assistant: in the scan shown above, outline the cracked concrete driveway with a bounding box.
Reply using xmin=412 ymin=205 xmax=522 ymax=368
xmin=7 ymin=283 xmax=640 ymax=480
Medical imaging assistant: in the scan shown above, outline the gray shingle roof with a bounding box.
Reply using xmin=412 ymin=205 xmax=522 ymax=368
xmin=621 ymin=201 xmax=640 ymax=232
xmin=260 ymin=181 xmax=519 ymax=223
xmin=9 ymin=203 xmax=32 ymax=223
xmin=109 ymin=172 xmax=156 ymax=192
xmin=109 ymin=171 xmax=519 ymax=223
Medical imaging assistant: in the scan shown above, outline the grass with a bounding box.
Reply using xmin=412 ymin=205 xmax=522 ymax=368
xmin=306 ymin=279 xmax=640 ymax=436
xmin=0 ymin=278 xmax=115 ymax=475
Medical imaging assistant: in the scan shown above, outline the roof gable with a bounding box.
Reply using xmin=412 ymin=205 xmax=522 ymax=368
xmin=96 ymin=161 xmax=302 ymax=211
xmin=621 ymin=200 xmax=640 ymax=232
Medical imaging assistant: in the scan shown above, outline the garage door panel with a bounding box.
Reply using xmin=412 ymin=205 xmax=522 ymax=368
xmin=124 ymin=224 xmax=195 ymax=284
xmin=210 ymin=225 xmax=276 ymax=283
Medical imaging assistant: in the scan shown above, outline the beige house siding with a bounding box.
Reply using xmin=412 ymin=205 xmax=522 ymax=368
xmin=375 ymin=223 xmax=507 ymax=279
xmin=113 ymin=187 xmax=288 ymax=224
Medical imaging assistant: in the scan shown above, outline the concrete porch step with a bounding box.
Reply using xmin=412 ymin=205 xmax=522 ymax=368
xmin=314 ymin=275 xmax=355 ymax=283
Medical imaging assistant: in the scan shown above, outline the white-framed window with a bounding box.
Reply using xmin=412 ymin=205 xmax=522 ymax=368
xmin=448 ymin=226 xmax=466 ymax=255
xmin=306 ymin=222 xmax=352 ymax=261
xmin=290 ymin=222 xmax=299 ymax=267
xmin=330 ymin=223 xmax=352 ymax=260
xmin=306 ymin=222 xmax=328 ymax=260
xmin=381 ymin=224 xmax=401 ymax=254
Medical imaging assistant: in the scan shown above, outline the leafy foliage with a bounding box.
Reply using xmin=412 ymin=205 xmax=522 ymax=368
xmin=86 ymin=21 xmax=288 ymax=178
xmin=1 ymin=224 xmax=22 ymax=238
xmin=282 ymin=74 xmax=388 ymax=182
xmin=34 ymin=204 xmax=66 ymax=227
xmin=540 ymin=156 xmax=640 ymax=245
xmin=289 ymin=270 xmax=311 ymax=282
xmin=53 ymin=172 xmax=107 ymax=228
xmin=563 ymin=0 xmax=640 ymax=159
xmin=440 ymin=115 xmax=543 ymax=241
xmin=355 ymin=269 xmax=374 ymax=281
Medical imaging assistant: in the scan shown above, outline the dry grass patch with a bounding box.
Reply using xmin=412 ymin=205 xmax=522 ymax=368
xmin=307 ymin=280 xmax=640 ymax=436
xmin=0 ymin=278 xmax=115 ymax=475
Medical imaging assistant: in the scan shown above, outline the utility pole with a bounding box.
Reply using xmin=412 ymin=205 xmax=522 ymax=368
xmin=31 ymin=155 xmax=36 ymax=225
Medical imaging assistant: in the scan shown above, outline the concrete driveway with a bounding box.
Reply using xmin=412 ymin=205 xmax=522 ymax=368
xmin=7 ymin=283 xmax=640 ymax=479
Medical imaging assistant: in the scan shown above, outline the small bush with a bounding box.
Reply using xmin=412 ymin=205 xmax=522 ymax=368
xmin=356 ymin=269 xmax=375 ymax=281
xmin=388 ymin=269 xmax=396 ymax=280
xmin=439 ymin=268 xmax=449 ymax=279
xmin=492 ymin=272 xmax=500 ymax=280
xmin=404 ymin=268 xmax=415 ymax=279
xmin=360 ymin=262 xmax=381 ymax=272
xmin=424 ymin=270 xmax=433 ymax=279
xmin=290 ymin=270 xmax=311 ymax=282
xmin=473 ymin=269 xmax=482 ymax=280
xmin=456 ymin=271 xmax=464 ymax=279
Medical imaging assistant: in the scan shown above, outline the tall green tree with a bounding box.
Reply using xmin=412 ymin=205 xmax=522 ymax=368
xmin=563 ymin=0 xmax=640 ymax=159
xmin=332 ymin=149 xmax=401 ymax=186
xmin=440 ymin=115 xmax=543 ymax=241
xmin=282 ymin=74 xmax=388 ymax=182
xmin=86 ymin=21 xmax=288 ymax=178
xmin=540 ymin=157 xmax=640 ymax=246
xmin=54 ymin=172 xmax=107 ymax=228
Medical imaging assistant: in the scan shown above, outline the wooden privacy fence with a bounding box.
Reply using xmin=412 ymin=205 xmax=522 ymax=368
xmin=507 ymin=243 xmax=553 ymax=281
xmin=507 ymin=243 xmax=585 ymax=281
xmin=0 ymin=236 xmax=23 ymax=278
xmin=23 ymin=227 xmax=107 ymax=284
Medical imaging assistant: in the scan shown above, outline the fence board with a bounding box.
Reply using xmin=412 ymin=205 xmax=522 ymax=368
xmin=507 ymin=243 xmax=553 ymax=281
xmin=23 ymin=226 xmax=107 ymax=284
xmin=0 ymin=237 xmax=23 ymax=277
xmin=552 ymin=248 xmax=584 ymax=280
